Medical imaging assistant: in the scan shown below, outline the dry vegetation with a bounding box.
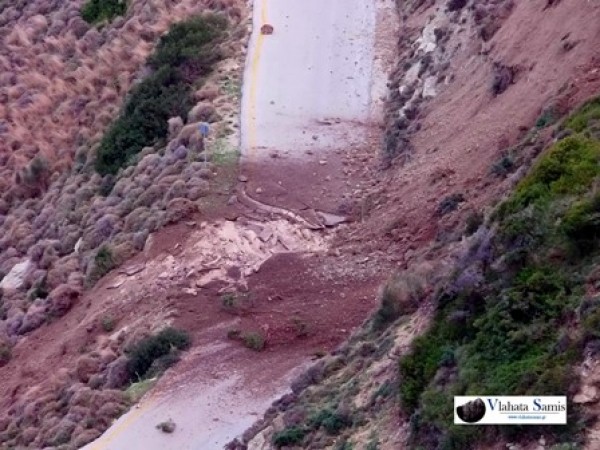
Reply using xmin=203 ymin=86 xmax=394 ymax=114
xmin=0 ymin=0 xmax=248 ymax=447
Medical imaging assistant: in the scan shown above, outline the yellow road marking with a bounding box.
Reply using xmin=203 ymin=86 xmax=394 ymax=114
xmin=248 ymin=0 xmax=268 ymax=157
xmin=87 ymin=397 xmax=158 ymax=449
xmin=87 ymin=4 xmax=269 ymax=446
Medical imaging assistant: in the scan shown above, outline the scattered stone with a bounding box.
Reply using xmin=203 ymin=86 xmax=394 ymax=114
xmin=74 ymin=237 xmax=84 ymax=254
xmin=256 ymin=187 xmax=263 ymax=194
xmin=156 ymin=419 xmax=176 ymax=433
xmin=119 ymin=263 xmax=145 ymax=276
xmin=238 ymin=174 xmax=249 ymax=182
xmin=258 ymin=229 xmax=273 ymax=242
xmin=316 ymin=212 xmax=347 ymax=227
xmin=573 ymin=385 xmax=599 ymax=404
xmin=225 ymin=212 xmax=239 ymax=221
xmin=107 ymin=279 xmax=125 ymax=290
xmin=319 ymin=160 xmax=327 ymax=165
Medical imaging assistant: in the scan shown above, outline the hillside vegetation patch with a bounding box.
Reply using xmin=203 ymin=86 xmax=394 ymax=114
xmin=81 ymin=0 xmax=127 ymax=24
xmin=399 ymin=97 xmax=600 ymax=449
xmin=95 ymin=14 xmax=228 ymax=175
xmin=125 ymin=327 xmax=191 ymax=382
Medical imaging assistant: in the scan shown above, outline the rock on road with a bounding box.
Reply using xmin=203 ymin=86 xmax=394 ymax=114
xmin=241 ymin=0 xmax=377 ymax=157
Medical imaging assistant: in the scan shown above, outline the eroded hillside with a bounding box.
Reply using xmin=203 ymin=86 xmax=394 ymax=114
xmin=232 ymin=0 xmax=600 ymax=449
xmin=0 ymin=0 xmax=250 ymax=447
xmin=1 ymin=0 xmax=600 ymax=449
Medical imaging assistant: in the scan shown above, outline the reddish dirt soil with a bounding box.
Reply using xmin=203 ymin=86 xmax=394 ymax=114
xmin=341 ymin=0 xmax=600 ymax=265
xmin=240 ymin=125 xmax=383 ymax=218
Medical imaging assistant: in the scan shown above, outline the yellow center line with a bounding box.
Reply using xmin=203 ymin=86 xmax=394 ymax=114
xmin=248 ymin=0 xmax=268 ymax=158
xmin=87 ymin=5 xmax=270 ymax=445
xmin=87 ymin=397 xmax=158 ymax=450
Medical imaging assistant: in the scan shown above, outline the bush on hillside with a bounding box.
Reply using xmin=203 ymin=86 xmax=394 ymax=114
xmin=400 ymin=97 xmax=600 ymax=448
xmin=273 ymin=426 xmax=306 ymax=447
xmin=85 ymin=244 xmax=116 ymax=287
xmin=126 ymin=327 xmax=191 ymax=382
xmin=0 ymin=342 xmax=11 ymax=367
xmin=95 ymin=15 xmax=228 ymax=175
xmin=149 ymin=15 xmax=227 ymax=71
xmin=372 ymin=273 xmax=422 ymax=330
xmin=81 ymin=0 xmax=127 ymax=24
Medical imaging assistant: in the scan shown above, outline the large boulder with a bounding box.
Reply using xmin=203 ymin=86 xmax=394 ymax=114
xmin=0 ymin=259 xmax=34 ymax=292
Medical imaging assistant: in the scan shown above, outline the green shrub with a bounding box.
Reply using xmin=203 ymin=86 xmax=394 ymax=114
xmin=149 ymin=15 xmax=227 ymax=69
xmin=436 ymin=193 xmax=465 ymax=216
xmin=146 ymin=352 xmax=181 ymax=378
xmin=308 ymin=408 xmax=352 ymax=435
xmin=490 ymin=154 xmax=515 ymax=177
xmin=399 ymin=331 xmax=446 ymax=412
xmin=101 ymin=315 xmax=116 ymax=332
xmin=27 ymin=276 xmax=48 ymax=301
xmin=126 ymin=327 xmax=191 ymax=381
xmin=242 ymin=331 xmax=265 ymax=351
xmin=399 ymin=98 xmax=600 ymax=445
xmin=565 ymin=97 xmax=600 ymax=132
xmin=95 ymin=15 xmax=227 ymax=175
xmin=0 ymin=342 xmax=11 ymax=367
xmin=221 ymin=293 xmax=237 ymax=311
xmin=373 ymin=273 xmax=422 ymax=331
xmin=583 ymin=309 xmax=600 ymax=341
xmin=273 ymin=426 xmax=306 ymax=447
xmin=464 ymin=210 xmax=484 ymax=236
xmin=560 ymin=193 xmax=600 ymax=254
xmin=536 ymin=107 xmax=558 ymax=129
xmin=81 ymin=0 xmax=126 ymax=24
xmin=501 ymin=135 xmax=600 ymax=216
xmin=86 ymin=244 xmax=116 ymax=286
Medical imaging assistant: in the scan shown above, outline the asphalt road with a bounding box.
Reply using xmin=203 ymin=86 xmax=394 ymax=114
xmin=84 ymin=0 xmax=377 ymax=448
xmin=241 ymin=0 xmax=376 ymax=158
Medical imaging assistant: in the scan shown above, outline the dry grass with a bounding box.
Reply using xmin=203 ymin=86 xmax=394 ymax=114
xmin=0 ymin=0 xmax=249 ymax=447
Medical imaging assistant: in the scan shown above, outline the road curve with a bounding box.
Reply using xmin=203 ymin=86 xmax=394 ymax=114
xmin=84 ymin=1 xmax=378 ymax=449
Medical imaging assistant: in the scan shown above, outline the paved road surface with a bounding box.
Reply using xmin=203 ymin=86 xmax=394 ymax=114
xmin=85 ymin=0 xmax=377 ymax=448
xmin=241 ymin=0 xmax=376 ymax=158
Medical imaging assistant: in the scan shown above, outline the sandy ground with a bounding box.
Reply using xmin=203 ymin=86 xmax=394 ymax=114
xmin=83 ymin=0 xmax=381 ymax=449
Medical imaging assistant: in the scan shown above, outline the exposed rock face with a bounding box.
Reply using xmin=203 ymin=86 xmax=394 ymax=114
xmin=0 ymin=259 xmax=34 ymax=292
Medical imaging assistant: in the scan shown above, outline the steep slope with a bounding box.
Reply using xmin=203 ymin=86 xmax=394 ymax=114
xmin=232 ymin=0 xmax=600 ymax=449
xmin=0 ymin=0 xmax=243 ymax=196
xmin=0 ymin=1 xmax=250 ymax=448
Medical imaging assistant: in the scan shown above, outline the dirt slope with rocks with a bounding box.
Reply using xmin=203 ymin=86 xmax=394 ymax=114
xmin=1 ymin=0 xmax=600 ymax=449
xmin=231 ymin=0 xmax=600 ymax=449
